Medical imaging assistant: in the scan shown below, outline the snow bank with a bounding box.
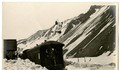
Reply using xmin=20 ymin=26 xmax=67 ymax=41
xmin=3 ymin=58 xmax=48 ymax=70
xmin=65 ymin=65 xmax=90 ymax=70
xmin=66 ymin=51 xmax=116 ymax=65
xmin=65 ymin=52 xmax=116 ymax=70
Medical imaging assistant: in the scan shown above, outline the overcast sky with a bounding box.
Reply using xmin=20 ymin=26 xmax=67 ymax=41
xmin=3 ymin=2 xmax=91 ymax=40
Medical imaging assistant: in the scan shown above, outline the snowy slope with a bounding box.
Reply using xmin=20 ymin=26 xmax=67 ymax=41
xmin=17 ymin=16 xmax=72 ymax=52
xmin=62 ymin=6 xmax=115 ymax=58
xmin=17 ymin=5 xmax=116 ymax=58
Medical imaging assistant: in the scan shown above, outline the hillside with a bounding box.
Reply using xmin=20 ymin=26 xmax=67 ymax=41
xmin=17 ymin=5 xmax=116 ymax=58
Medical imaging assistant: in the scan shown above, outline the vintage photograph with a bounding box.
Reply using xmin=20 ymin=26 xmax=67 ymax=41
xmin=2 ymin=2 xmax=118 ymax=70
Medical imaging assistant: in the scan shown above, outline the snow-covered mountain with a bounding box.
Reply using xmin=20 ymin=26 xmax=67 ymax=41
xmin=17 ymin=5 xmax=116 ymax=58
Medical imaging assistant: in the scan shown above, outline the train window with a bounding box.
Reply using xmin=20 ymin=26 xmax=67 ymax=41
xmin=38 ymin=53 xmax=40 ymax=59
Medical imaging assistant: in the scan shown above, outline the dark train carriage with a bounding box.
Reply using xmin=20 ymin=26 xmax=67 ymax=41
xmin=22 ymin=46 xmax=41 ymax=64
xmin=4 ymin=39 xmax=17 ymax=59
xmin=22 ymin=41 xmax=64 ymax=70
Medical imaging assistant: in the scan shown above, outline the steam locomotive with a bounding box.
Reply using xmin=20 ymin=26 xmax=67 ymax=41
xmin=4 ymin=40 xmax=65 ymax=70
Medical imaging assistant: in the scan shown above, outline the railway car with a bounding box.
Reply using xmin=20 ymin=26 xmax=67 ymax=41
xmin=21 ymin=41 xmax=65 ymax=70
xmin=4 ymin=39 xmax=17 ymax=59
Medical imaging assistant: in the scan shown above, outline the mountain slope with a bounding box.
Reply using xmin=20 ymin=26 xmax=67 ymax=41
xmin=18 ymin=5 xmax=116 ymax=58
xmin=62 ymin=6 xmax=116 ymax=58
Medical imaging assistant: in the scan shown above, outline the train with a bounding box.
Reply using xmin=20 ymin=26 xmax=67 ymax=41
xmin=4 ymin=40 xmax=65 ymax=70
xmin=4 ymin=39 xmax=17 ymax=59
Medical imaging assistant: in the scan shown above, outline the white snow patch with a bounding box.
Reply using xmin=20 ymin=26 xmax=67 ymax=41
xmin=3 ymin=58 xmax=48 ymax=70
xmin=66 ymin=51 xmax=116 ymax=65
xmin=65 ymin=51 xmax=116 ymax=70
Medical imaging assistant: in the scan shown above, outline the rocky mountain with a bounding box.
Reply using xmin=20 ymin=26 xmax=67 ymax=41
xmin=17 ymin=5 xmax=116 ymax=58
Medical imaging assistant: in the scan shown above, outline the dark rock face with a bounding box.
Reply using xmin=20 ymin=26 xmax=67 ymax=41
xmin=65 ymin=6 xmax=116 ymax=57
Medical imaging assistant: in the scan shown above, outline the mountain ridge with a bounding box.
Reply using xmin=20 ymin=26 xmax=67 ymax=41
xmin=17 ymin=5 xmax=116 ymax=58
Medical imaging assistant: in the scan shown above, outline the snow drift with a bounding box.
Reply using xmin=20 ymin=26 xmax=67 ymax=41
xmin=3 ymin=58 xmax=48 ymax=70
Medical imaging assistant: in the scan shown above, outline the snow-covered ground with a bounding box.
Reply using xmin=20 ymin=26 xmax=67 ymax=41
xmin=3 ymin=58 xmax=116 ymax=70
xmin=3 ymin=51 xmax=117 ymax=70
xmin=3 ymin=58 xmax=48 ymax=70
xmin=65 ymin=51 xmax=117 ymax=70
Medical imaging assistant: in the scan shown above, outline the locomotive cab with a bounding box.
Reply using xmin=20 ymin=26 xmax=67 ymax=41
xmin=40 ymin=41 xmax=64 ymax=70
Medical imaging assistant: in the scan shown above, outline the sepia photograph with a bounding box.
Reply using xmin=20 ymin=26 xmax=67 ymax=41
xmin=2 ymin=2 xmax=118 ymax=70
